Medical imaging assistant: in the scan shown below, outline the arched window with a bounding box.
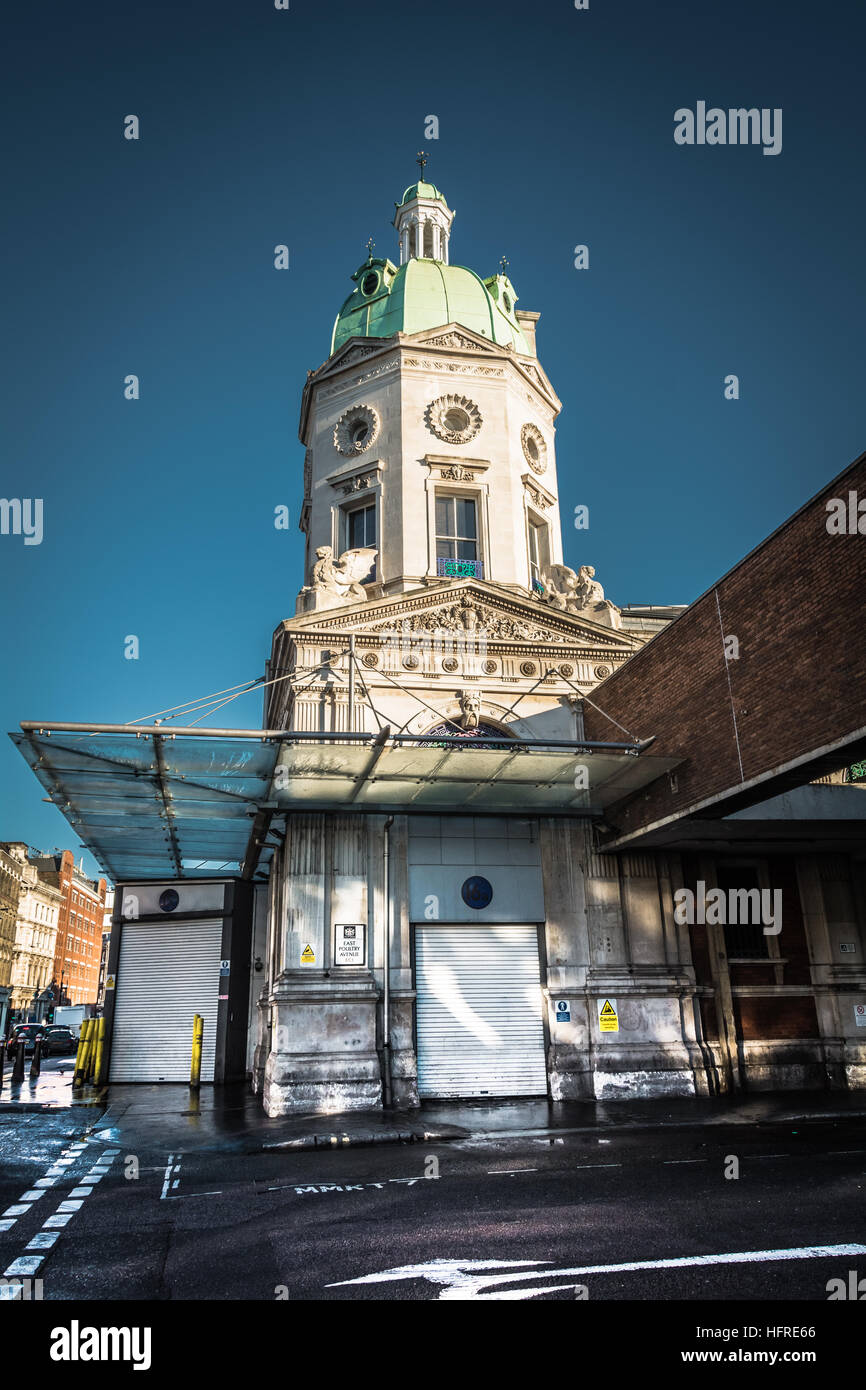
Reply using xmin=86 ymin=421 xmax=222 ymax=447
xmin=423 ymin=720 xmax=514 ymax=748
xmin=423 ymin=221 xmax=435 ymax=258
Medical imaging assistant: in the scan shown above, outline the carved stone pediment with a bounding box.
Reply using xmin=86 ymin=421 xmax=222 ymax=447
xmin=419 ymin=329 xmax=493 ymax=353
xmin=284 ymin=581 xmax=636 ymax=653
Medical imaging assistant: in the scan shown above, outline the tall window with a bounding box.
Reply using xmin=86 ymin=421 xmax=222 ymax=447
xmin=436 ymin=495 xmax=478 ymax=562
xmin=345 ymin=503 xmax=376 ymax=583
xmin=528 ymin=517 xmax=550 ymax=586
xmin=717 ymin=865 xmax=770 ymax=960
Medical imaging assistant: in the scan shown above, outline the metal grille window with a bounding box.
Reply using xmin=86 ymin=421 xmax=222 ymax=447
xmin=717 ymin=865 xmax=770 ymax=959
xmin=436 ymin=495 xmax=478 ymax=563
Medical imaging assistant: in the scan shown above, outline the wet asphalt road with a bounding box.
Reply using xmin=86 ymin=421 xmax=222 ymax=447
xmin=1 ymin=1096 xmax=865 ymax=1304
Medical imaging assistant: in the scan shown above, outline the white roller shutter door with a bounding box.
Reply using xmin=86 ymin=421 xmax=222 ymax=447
xmin=415 ymin=923 xmax=547 ymax=1098
xmin=110 ymin=921 xmax=222 ymax=1082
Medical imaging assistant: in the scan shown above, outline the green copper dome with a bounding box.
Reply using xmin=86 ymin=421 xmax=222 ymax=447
xmin=398 ymin=180 xmax=447 ymax=206
xmin=331 ymin=258 xmax=532 ymax=356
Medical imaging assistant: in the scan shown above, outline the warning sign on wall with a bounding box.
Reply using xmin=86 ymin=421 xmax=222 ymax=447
xmin=855 ymin=1004 xmax=866 ymax=1028
xmin=300 ymin=944 xmax=316 ymax=965
xmin=597 ymin=998 xmax=618 ymax=1032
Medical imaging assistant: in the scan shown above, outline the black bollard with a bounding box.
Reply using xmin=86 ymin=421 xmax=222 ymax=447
xmin=0 ymin=1044 xmax=4 ymax=1093
xmin=12 ymin=1040 xmax=26 ymax=1083
xmin=29 ymin=1037 xmax=42 ymax=1080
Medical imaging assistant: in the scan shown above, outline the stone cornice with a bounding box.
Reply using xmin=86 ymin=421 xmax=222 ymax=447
xmin=280 ymin=580 xmax=637 ymax=651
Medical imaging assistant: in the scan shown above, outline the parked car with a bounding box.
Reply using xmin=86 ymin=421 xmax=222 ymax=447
xmin=41 ymin=1026 xmax=78 ymax=1056
xmin=5 ymin=1024 xmax=46 ymax=1059
xmin=4 ymin=1024 xmax=78 ymax=1059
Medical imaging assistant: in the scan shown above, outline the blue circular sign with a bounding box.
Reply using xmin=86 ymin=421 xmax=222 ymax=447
xmin=159 ymin=889 xmax=180 ymax=913
xmin=461 ymin=876 xmax=493 ymax=910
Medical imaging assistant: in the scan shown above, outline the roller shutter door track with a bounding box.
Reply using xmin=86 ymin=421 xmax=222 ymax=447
xmin=415 ymin=923 xmax=547 ymax=1099
xmin=110 ymin=921 xmax=222 ymax=1082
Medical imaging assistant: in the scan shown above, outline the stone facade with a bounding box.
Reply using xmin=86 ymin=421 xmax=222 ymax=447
xmin=253 ymin=179 xmax=865 ymax=1117
xmin=0 ymin=843 xmax=26 ymax=1032
xmin=9 ymin=851 xmax=62 ymax=1013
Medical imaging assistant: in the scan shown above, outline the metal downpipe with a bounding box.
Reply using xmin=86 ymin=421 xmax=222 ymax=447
xmin=382 ymin=814 xmax=395 ymax=1108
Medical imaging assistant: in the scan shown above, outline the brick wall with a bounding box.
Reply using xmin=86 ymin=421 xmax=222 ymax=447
xmin=585 ymin=451 xmax=866 ymax=843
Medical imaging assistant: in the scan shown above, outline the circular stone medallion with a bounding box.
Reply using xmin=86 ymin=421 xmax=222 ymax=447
xmin=426 ymin=394 xmax=482 ymax=445
xmin=334 ymin=404 xmax=380 ymax=457
xmin=521 ymin=422 xmax=548 ymax=474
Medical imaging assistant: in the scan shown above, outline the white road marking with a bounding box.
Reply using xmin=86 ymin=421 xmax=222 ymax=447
xmin=160 ymin=1155 xmax=182 ymax=1199
xmin=21 ymin=1190 xmax=46 ymax=1201
xmin=69 ymin=1187 xmax=94 ymax=1198
xmin=3 ymin=1206 xmax=31 ymax=1218
xmin=663 ymin=1159 xmax=708 ymax=1165
xmin=56 ymin=1200 xmax=83 ymax=1213
xmin=488 ymin=1169 xmax=539 ymax=1175
xmin=42 ymin=1214 xmax=73 ymax=1229
xmin=26 ymin=1232 xmax=58 ymax=1250
xmin=2 ymin=1256 xmax=45 ymax=1273
xmin=573 ymin=1163 xmax=622 ymax=1169
xmin=263 ymin=1175 xmax=440 ymax=1196
xmin=330 ymin=1244 xmax=866 ymax=1300
xmin=168 ymin=1190 xmax=223 ymax=1199
xmin=0 ymin=1220 xmax=16 ymax=1232
xmin=3 ymin=1255 xmax=44 ymax=1277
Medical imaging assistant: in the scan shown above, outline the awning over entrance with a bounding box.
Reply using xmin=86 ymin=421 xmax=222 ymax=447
xmin=10 ymin=724 xmax=679 ymax=883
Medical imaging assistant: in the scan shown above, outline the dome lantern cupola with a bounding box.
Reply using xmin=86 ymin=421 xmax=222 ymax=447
xmin=393 ymin=152 xmax=454 ymax=264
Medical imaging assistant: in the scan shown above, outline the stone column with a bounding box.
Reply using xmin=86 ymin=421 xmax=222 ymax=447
xmin=698 ymin=855 xmax=743 ymax=1092
xmin=415 ymin=219 xmax=424 ymax=258
xmin=263 ymin=813 xmax=383 ymax=1117
xmin=401 ymin=226 xmax=409 ymax=264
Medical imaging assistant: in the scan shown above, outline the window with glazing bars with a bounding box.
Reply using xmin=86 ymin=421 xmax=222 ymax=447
xmin=435 ymin=495 xmax=478 ymax=562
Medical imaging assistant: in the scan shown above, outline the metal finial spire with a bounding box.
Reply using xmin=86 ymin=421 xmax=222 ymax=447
xmin=366 ymin=237 xmax=376 ymax=261
xmin=499 ymin=255 xmax=509 ymax=275
xmin=416 ymin=150 xmax=428 ymax=178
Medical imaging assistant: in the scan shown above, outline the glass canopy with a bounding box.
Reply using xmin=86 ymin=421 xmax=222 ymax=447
xmin=10 ymin=725 xmax=679 ymax=883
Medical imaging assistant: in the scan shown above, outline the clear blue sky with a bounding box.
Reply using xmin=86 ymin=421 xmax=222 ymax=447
xmin=2 ymin=0 xmax=864 ymax=876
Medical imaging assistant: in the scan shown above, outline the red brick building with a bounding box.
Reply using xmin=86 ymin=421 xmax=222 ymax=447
xmin=30 ymin=851 xmax=107 ymax=1006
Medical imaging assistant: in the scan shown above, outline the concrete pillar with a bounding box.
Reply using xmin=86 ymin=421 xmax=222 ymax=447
xmin=262 ymin=813 xmax=383 ymax=1116
xmin=698 ymin=855 xmax=743 ymax=1093
xmin=415 ymin=219 xmax=423 ymax=258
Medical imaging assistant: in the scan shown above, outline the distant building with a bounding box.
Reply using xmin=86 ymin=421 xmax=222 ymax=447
xmin=1 ymin=844 xmax=63 ymax=1015
xmin=29 ymin=851 xmax=107 ymax=1006
xmin=0 ymin=843 xmax=27 ymax=1033
xmin=97 ymin=888 xmax=114 ymax=1006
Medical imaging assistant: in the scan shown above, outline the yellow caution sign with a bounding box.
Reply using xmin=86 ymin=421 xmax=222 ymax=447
xmin=300 ymin=944 xmax=316 ymax=965
xmin=598 ymin=998 xmax=618 ymax=1032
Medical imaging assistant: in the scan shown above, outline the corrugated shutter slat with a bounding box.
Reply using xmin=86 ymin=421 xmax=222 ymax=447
xmin=109 ymin=921 xmax=222 ymax=1082
xmin=415 ymin=923 xmax=547 ymax=1099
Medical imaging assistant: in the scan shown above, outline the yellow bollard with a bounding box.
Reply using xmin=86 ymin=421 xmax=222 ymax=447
xmin=72 ymin=1019 xmax=92 ymax=1089
xmin=92 ymin=1017 xmax=106 ymax=1086
xmin=190 ymin=1013 xmax=203 ymax=1089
